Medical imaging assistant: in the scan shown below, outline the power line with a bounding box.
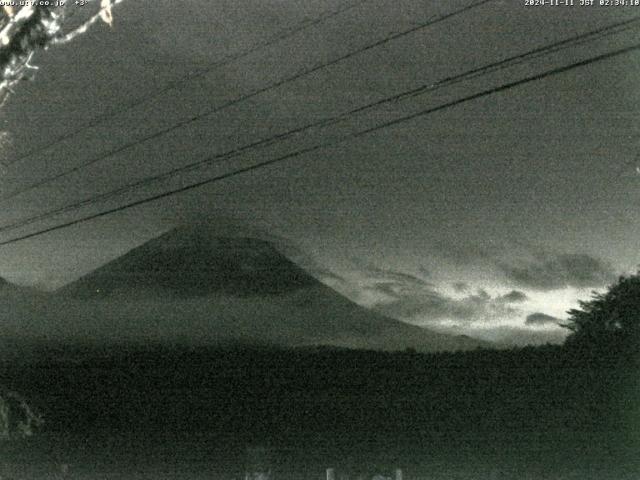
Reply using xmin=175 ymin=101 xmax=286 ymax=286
xmin=0 ymin=0 xmax=493 ymax=204
xmin=328 ymin=16 xmax=640 ymax=121
xmin=5 ymin=0 xmax=372 ymax=167
xmin=397 ymin=14 xmax=640 ymax=102
xmin=1 ymin=41 xmax=637 ymax=247
xmin=0 ymin=17 xmax=637 ymax=235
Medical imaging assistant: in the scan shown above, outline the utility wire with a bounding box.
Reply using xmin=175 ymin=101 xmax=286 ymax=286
xmin=0 ymin=0 xmax=492 ymax=203
xmin=397 ymin=14 xmax=640 ymax=102
xmin=1 ymin=40 xmax=637 ymax=247
xmin=0 ymin=17 xmax=637 ymax=235
xmin=5 ymin=0 xmax=372 ymax=167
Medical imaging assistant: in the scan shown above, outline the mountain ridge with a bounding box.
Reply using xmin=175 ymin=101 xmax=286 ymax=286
xmin=58 ymin=229 xmax=317 ymax=298
xmin=46 ymin=225 xmax=486 ymax=352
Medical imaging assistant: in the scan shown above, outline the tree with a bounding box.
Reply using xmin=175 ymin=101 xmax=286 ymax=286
xmin=0 ymin=0 xmax=122 ymax=452
xmin=0 ymin=390 xmax=43 ymax=441
xmin=563 ymin=271 xmax=640 ymax=353
xmin=0 ymin=1 xmax=122 ymax=105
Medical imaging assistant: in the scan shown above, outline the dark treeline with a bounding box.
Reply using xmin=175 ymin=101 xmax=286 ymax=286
xmin=0 ymin=341 xmax=637 ymax=479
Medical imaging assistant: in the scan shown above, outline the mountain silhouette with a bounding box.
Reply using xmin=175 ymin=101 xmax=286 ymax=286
xmin=53 ymin=225 xmax=484 ymax=352
xmin=59 ymin=226 xmax=317 ymax=298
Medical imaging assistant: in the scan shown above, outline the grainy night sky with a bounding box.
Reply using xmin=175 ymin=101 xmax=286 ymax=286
xmin=0 ymin=0 xmax=638 ymax=345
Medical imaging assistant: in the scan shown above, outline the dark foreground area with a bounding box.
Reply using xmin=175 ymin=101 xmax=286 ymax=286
xmin=0 ymin=343 xmax=638 ymax=479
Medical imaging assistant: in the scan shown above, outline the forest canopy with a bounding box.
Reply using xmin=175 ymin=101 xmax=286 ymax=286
xmin=563 ymin=270 xmax=640 ymax=354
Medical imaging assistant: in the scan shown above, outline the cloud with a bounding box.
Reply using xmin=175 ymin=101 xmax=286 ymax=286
xmin=469 ymin=325 xmax=568 ymax=346
xmin=303 ymin=264 xmax=346 ymax=285
xmin=353 ymin=265 xmax=565 ymax=348
xmin=497 ymin=253 xmax=615 ymax=291
xmin=452 ymin=282 xmax=469 ymax=293
xmin=428 ymin=239 xmax=616 ymax=293
xmin=344 ymin=262 xmax=435 ymax=306
xmin=352 ymin=261 xmax=529 ymax=326
xmin=369 ymin=279 xmax=522 ymax=325
xmin=302 ymin=255 xmax=576 ymax=346
xmin=352 ymin=261 xmax=433 ymax=288
xmin=525 ymin=312 xmax=561 ymax=326
xmin=497 ymin=290 xmax=528 ymax=303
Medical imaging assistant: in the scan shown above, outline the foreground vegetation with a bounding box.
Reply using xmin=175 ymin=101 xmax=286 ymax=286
xmin=0 ymin=272 xmax=637 ymax=479
xmin=0 ymin=341 xmax=635 ymax=478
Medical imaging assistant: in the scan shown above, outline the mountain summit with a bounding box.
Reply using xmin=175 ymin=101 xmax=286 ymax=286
xmin=56 ymin=225 xmax=482 ymax=352
xmin=59 ymin=226 xmax=316 ymax=298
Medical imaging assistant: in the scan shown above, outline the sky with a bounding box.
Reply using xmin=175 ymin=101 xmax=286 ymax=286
xmin=0 ymin=0 xmax=639 ymax=345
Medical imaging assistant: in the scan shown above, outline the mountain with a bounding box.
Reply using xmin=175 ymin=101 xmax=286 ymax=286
xmin=58 ymin=227 xmax=317 ymax=298
xmin=54 ymin=225 xmax=483 ymax=352
xmin=0 ymin=276 xmax=36 ymax=294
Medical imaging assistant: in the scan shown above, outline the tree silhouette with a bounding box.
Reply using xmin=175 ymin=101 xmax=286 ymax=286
xmin=0 ymin=1 xmax=122 ymax=105
xmin=563 ymin=271 xmax=640 ymax=353
xmin=0 ymin=390 xmax=43 ymax=441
